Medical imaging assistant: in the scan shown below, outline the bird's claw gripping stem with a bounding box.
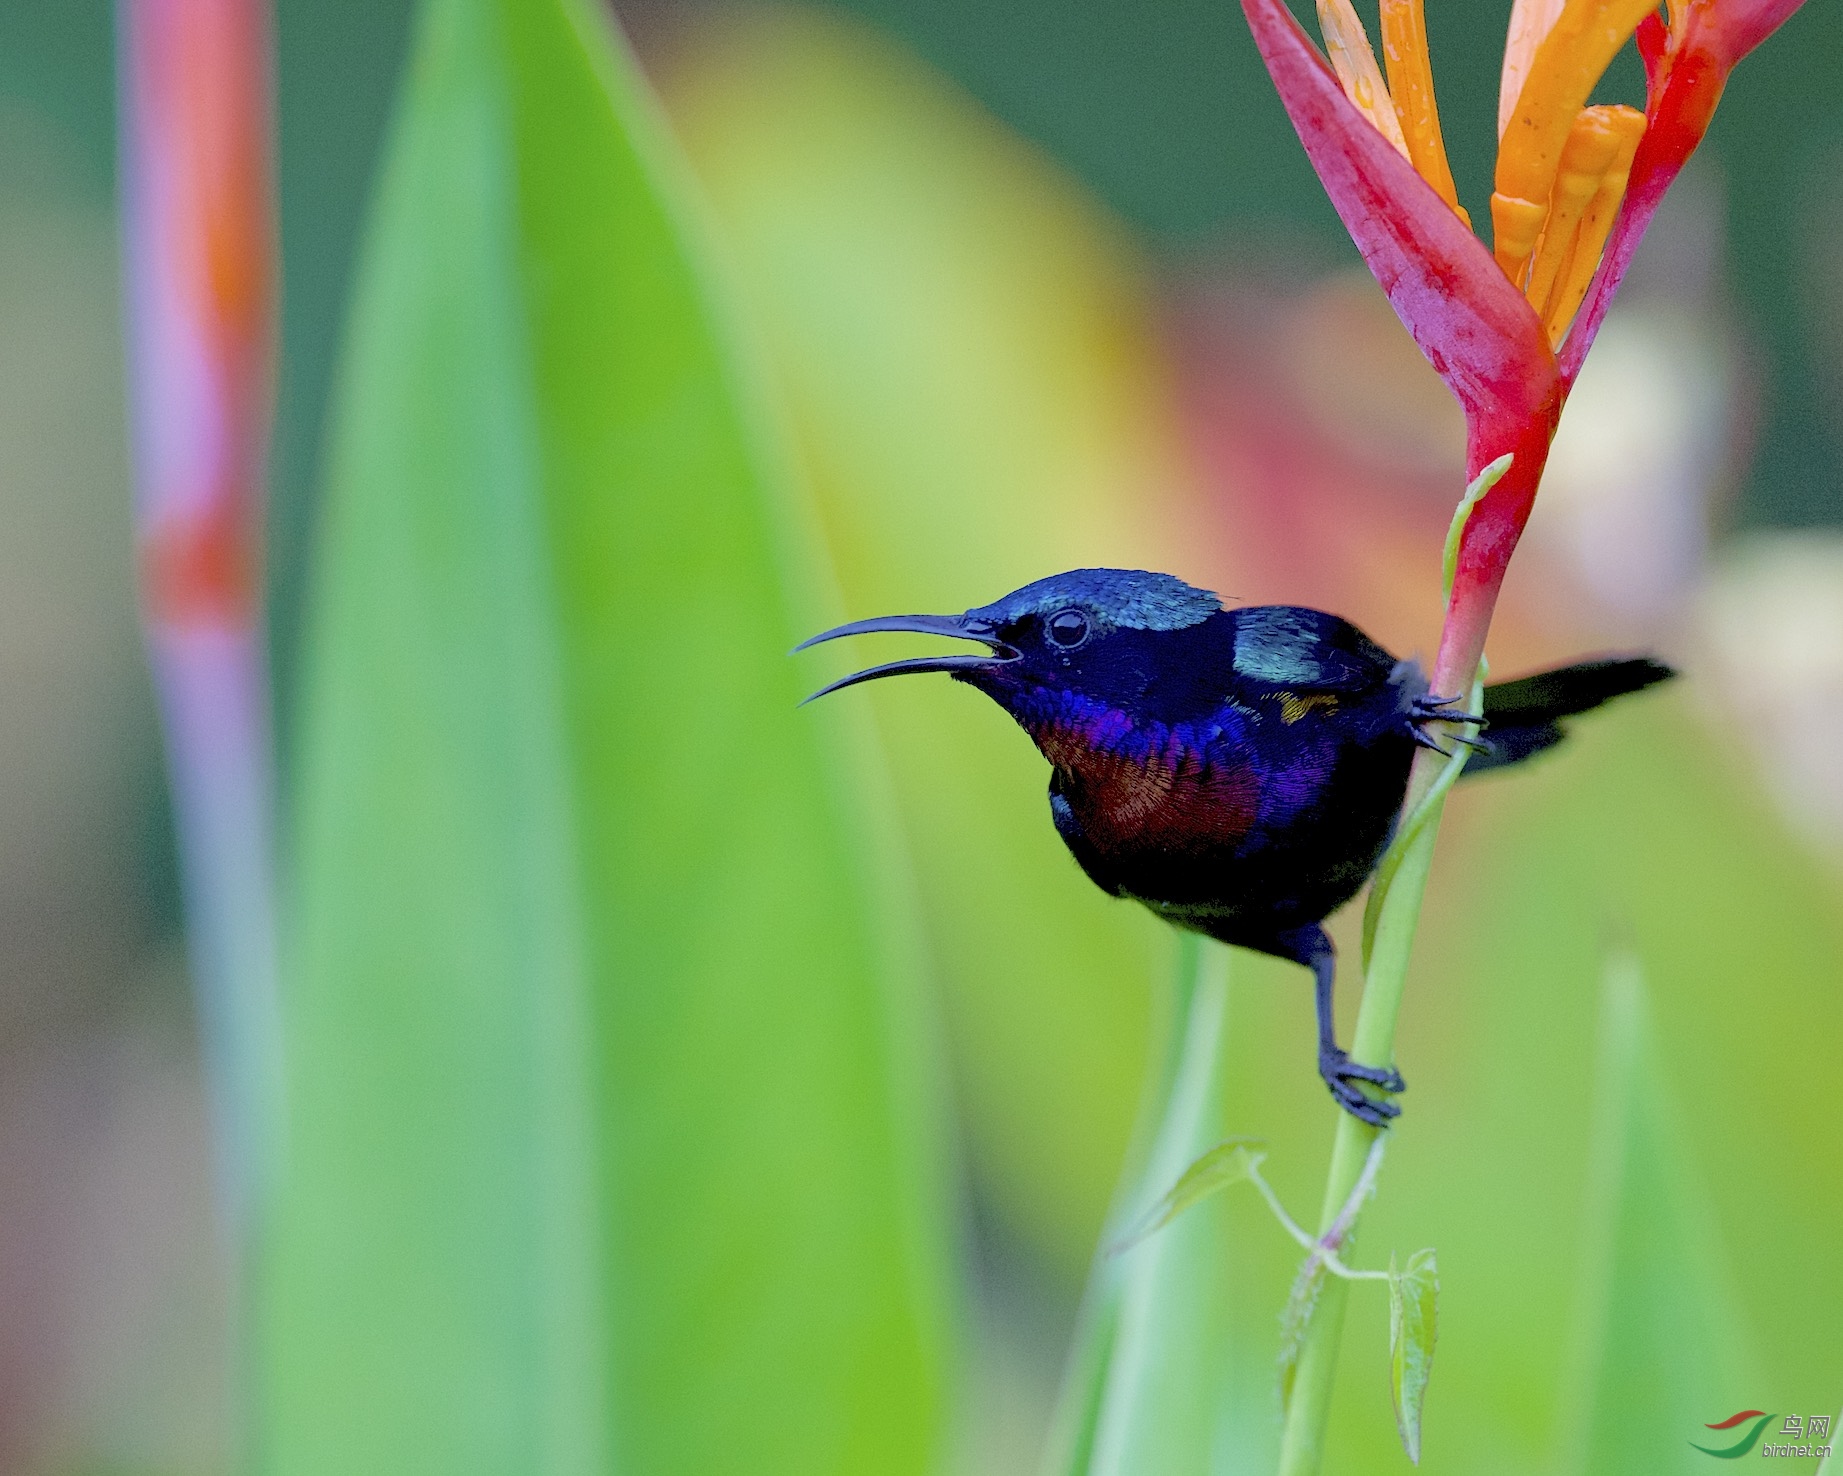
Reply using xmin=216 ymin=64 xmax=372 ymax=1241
xmin=1409 ymin=693 xmax=1483 ymax=725
xmin=1408 ymin=692 xmax=1485 ymax=756
xmin=1318 ymin=1047 xmax=1404 ymax=1126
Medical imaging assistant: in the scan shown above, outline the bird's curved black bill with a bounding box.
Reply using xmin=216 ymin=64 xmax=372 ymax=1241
xmin=795 ymin=613 xmax=1017 ymax=704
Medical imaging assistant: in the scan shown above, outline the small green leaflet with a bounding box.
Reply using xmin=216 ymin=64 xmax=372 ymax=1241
xmin=1441 ymin=452 xmax=1512 ymax=603
xmin=1110 ymin=1138 xmax=1266 ymax=1256
xmin=1388 ymin=1248 xmax=1440 ymax=1464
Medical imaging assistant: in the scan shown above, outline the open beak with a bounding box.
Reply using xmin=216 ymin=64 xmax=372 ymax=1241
xmin=794 ymin=613 xmax=1018 ymax=704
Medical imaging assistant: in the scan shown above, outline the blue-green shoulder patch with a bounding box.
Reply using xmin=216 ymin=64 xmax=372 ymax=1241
xmin=1233 ymin=607 xmax=1328 ymax=684
xmin=1232 ymin=606 xmax=1389 ymax=690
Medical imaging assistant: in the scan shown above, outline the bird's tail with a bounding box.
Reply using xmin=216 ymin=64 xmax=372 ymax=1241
xmin=1466 ymin=657 xmax=1676 ymax=774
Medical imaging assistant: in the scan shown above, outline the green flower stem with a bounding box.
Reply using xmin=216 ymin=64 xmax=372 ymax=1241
xmin=1275 ymin=758 xmax=1441 ymax=1472
xmin=1276 ymin=457 xmax=1506 ymax=1473
xmin=1276 ymin=733 xmax=1463 ymax=1474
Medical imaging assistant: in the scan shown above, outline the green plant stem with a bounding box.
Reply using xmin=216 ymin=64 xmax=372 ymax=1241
xmin=1275 ymin=744 xmax=1450 ymax=1476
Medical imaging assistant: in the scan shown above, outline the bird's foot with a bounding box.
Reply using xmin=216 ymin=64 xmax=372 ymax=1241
xmin=1408 ymin=693 xmax=1485 ymax=756
xmin=1318 ymin=1046 xmax=1405 ymax=1126
xmin=1409 ymin=693 xmax=1483 ymax=726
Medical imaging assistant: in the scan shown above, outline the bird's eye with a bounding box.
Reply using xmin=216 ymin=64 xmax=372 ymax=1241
xmin=1047 ymin=609 xmax=1090 ymax=648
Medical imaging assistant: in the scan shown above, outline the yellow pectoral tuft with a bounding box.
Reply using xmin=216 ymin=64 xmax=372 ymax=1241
xmin=1277 ymin=692 xmax=1341 ymax=725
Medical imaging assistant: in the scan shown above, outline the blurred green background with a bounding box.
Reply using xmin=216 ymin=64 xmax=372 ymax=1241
xmin=0 ymin=0 xmax=1838 ymax=1472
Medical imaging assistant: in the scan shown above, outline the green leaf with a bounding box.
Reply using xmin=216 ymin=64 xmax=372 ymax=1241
xmin=260 ymin=1 xmax=951 ymax=1472
xmin=665 ymin=8 xmax=1186 ymax=1278
xmin=1037 ymin=937 xmax=1256 ymax=1476
xmin=1560 ymin=954 xmax=1757 ymax=1476
xmin=1078 ymin=940 xmax=1241 ymax=1476
xmin=1111 ymin=1138 xmax=1267 ymax=1256
xmin=1388 ymin=1248 xmax=1439 ymax=1464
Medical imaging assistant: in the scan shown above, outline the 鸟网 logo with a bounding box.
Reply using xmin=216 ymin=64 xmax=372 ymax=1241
xmin=1691 ymin=1411 xmax=1773 ymax=1459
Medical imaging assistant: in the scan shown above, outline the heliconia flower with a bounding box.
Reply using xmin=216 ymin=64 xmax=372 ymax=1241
xmin=1241 ymin=0 xmax=1806 ymax=697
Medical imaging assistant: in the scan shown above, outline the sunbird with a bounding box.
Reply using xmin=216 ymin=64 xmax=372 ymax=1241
xmin=799 ymin=569 xmax=1673 ymax=1124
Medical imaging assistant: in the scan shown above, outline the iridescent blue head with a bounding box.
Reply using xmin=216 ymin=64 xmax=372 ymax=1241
xmin=796 ymin=569 xmax=1225 ymax=719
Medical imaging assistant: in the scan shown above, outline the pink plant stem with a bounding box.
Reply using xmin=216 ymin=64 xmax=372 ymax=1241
xmin=118 ymin=0 xmax=282 ymax=1229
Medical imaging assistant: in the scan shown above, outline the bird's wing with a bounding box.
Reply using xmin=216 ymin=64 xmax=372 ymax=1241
xmin=1481 ymin=656 xmax=1675 ymax=722
xmin=1230 ymin=607 xmax=1398 ymax=694
xmin=1464 ymin=655 xmax=1676 ymax=774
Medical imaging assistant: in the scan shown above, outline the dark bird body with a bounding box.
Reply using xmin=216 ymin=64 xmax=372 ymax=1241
xmin=800 ymin=569 xmax=1673 ymax=1123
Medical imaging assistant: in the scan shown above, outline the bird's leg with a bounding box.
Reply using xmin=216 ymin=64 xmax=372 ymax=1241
xmin=1277 ymin=925 xmax=1405 ymax=1126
